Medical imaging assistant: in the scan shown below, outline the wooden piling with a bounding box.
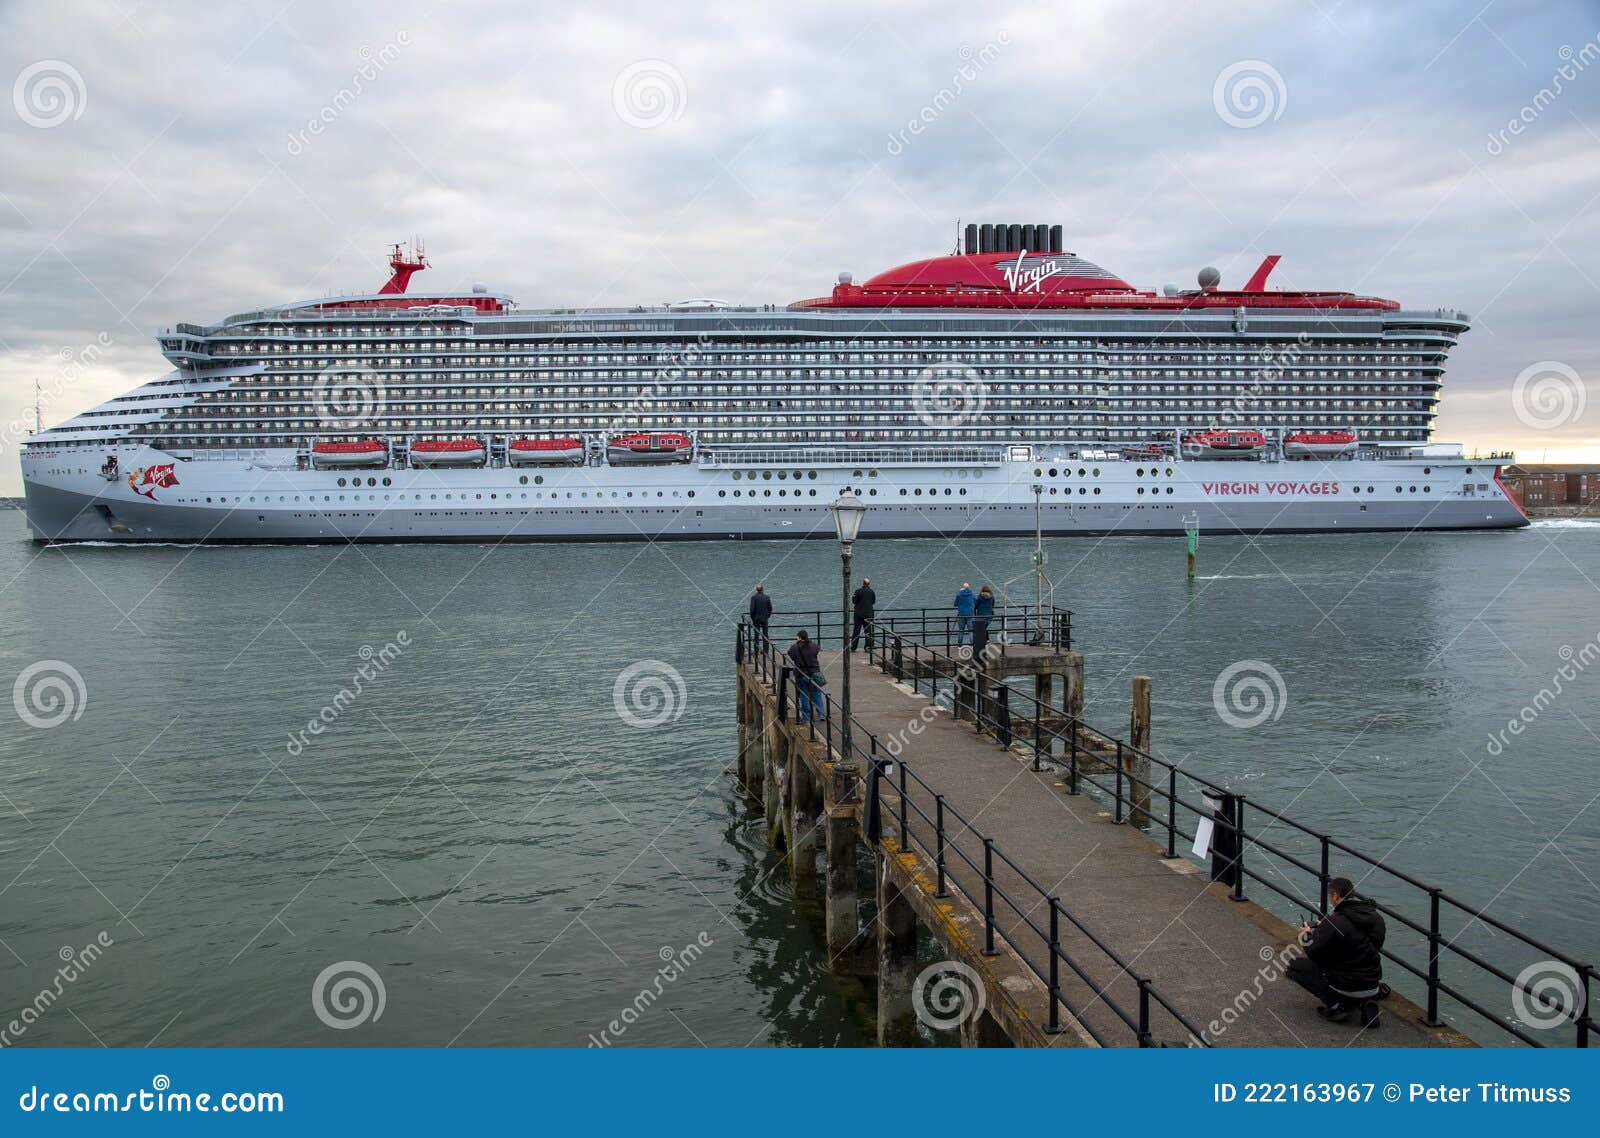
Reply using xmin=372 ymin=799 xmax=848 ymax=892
xmin=1127 ymin=676 xmax=1153 ymax=830
xmin=876 ymin=856 xmax=919 ymax=1046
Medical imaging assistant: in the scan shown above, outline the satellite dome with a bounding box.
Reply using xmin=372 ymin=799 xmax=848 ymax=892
xmin=838 ymin=271 xmax=853 ymax=285
xmin=1198 ymin=266 xmax=1221 ymax=289
xmin=1162 ymin=283 xmax=1179 ymax=297
xmin=471 ymin=282 xmax=488 ymax=294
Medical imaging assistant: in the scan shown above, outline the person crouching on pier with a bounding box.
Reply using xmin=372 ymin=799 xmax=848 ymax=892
xmin=787 ymin=630 xmax=824 ymax=722
xmin=1288 ymin=876 xmax=1388 ymax=1029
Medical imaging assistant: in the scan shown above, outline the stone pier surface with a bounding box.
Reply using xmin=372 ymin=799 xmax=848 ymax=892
xmin=811 ymin=647 xmax=1465 ymax=1048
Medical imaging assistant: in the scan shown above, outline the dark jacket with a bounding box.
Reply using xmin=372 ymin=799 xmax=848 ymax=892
xmin=787 ymin=639 xmax=820 ymax=675
xmin=749 ymin=591 xmax=773 ymax=622
xmin=953 ymin=587 xmax=976 ymax=616
xmin=1305 ymin=894 xmax=1386 ymax=995
xmin=852 ymin=585 xmax=876 ymax=617
xmin=974 ymin=593 xmax=995 ymax=619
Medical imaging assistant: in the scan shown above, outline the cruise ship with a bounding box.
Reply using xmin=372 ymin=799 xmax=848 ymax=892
xmin=20 ymin=225 xmax=1526 ymax=543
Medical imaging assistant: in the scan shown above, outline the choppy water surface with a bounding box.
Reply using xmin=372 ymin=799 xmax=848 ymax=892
xmin=0 ymin=511 xmax=1595 ymax=1046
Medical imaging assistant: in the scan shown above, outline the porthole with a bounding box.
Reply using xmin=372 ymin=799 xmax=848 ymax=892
xmin=1078 ymin=468 xmax=1087 ymax=477
xmin=915 ymin=488 xmax=923 ymax=496
xmin=1166 ymin=487 xmax=1174 ymax=495
xmin=1137 ymin=487 xmax=1145 ymax=495
xmin=777 ymin=470 xmax=787 ymax=480
xmin=762 ymin=470 xmax=772 ymax=480
xmin=337 ymin=477 xmax=346 ymax=487
xmin=732 ymin=471 xmax=742 ymax=480
xmin=382 ymin=477 xmax=391 ymax=486
xmin=535 ymin=475 xmax=544 ymax=484
xmin=1048 ymin=468 xmax=1058 ymax=477
xmin=1078 ymin=487 xmax=1087 ymax=495
xmin=1423 ymin=485 xmax=1431 ymax=493
xmin=1092 ymin=468 xmax=1100 ymax=477
xmin=520 ymin=476 xmax=528 ymax=485
xmin=1034 ymin=468 xmax=1043 ymax=477
xmin=1136 ymin=468 xmax=1145 ymax=477
xmin=1093 ymin=487 xmax=1101 ymax=495
xmin=793 ymin=470 xmax=802 ymax=480
xmin=958 ymin=488 xmax=966 ymax=496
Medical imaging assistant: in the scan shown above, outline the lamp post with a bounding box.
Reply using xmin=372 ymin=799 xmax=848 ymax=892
xmin=831 ymin=491 xmax=866 ymax=762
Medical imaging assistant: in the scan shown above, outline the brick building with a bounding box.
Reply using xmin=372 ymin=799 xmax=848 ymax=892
xmin=1500 ymin=464 xmax=1600 ymax=509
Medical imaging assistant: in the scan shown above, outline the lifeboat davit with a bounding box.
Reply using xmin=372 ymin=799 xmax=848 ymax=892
xmin=311 ymin=440 xmax=388 ymax=469
xmin=509 ymin=437 xmax=585 ymax=466
xmin=410 ymin=438 xmax=486 ymax=468
xmin=1181 ymin=429 xmax=1269 ymax=460
xmin=1284 ymin=430 xmax=1358 ymax=459
xmin=607 ymin=431 xmax=693 ymax=465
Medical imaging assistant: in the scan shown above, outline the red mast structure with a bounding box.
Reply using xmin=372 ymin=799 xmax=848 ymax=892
xmin=378 ymin=239 xmax=428 ymax=294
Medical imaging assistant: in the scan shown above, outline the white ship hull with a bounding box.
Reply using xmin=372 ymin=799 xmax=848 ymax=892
xmin=21 ymin=445 xmax=1526 ymax=543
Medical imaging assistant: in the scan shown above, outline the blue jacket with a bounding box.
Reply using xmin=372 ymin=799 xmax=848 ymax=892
xmin=974 ymin=593 xmax=995 ymax=618
xmin=953 ymin=587 xmax=976 ymax=616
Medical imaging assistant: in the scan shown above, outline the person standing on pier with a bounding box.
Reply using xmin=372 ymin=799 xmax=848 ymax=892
xmin=850 ymin=576 xmax=876 ymax=652
xmin=953 ymin=582 xmax=976 ymax=646
xmin=749 ymin=584 xmax=773 ymax=645
xmin=787 ymin=629 xmax=823 ymax=722
xmin=1288 ymin=876 xmax=1387 ymax=1029
xmin=971 ymin=585 xmax=995 ymax=657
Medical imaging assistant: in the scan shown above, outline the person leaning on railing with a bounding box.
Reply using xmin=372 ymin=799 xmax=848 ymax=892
xmin=786 ymin=630 xmax=824 ymax=723
xmin=1288 ymin=876 xmax=1389 ymax=1029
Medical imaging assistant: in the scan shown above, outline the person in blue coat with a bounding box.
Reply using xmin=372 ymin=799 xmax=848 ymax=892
xmin=953 ymin=582 xmax=976 ymax=645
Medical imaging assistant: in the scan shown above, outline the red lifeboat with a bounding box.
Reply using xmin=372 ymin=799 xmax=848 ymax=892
xmin=1181 ymin=429 xmax=1269 ymax=461
xmin=311 ymin=439 xmax=388 ymax=469
xmin=410 ymin=438 xmax=486 ymax=468
xmin=509 ymin=436 xmax=586 ymax=466
xmin=1284 ymin=430 xmax=1358 ymax=459
xmin=607 ymin=431 xmax=693 ymax=465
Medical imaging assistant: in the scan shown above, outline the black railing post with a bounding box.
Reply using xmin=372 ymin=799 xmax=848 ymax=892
xmin=1137 ymin=978 xmax=1153 ymax=1047
xmin=1424 ymin=887 xmax=1442 ymax=1026
xmin=982 ymin=838 xmax=997 ymax=955
xmin=1115 ymin=741 xmax=1125 ymax=824
xmin=1579 ymin=970 xmax=1592 ymax=1048
xmin=897 ymin=760 xmax=908 ymax=851
xmin=1231 ymin=797 xmax=1246 ymax=902
xmin=934 ymin=796 xmax=948 ymax=898
xmin=1319 ymin=837 xmax=1331 ymax=915
xmin=1046 ymin=897 xmax=1062 ymax=1034
xmin=1166 ymin=765 xmax=1177 ymax=859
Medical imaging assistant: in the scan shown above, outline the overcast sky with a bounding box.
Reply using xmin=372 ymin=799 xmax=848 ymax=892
xmin=1 ymin=0 xmax=1597 ymax=494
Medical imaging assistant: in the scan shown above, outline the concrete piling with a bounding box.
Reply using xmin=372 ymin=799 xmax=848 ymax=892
xmin=1126 ymin=675 xmax=1153 ymax=830
xmin=875 ymin=857 xmax=919 ymax=1047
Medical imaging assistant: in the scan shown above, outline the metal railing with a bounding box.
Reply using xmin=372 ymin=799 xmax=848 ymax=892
xmin=737 ymin=619 xmax=1204 ymax=1047
xmin=824 ymin=623 xmax=1593 ymax=1049
xmin=759 ymin=604 xmax=1072 ymax=653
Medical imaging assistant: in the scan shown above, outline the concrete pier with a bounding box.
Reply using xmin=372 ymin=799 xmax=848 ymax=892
xmin=733 ymin=632 xmax=1474 ymax=1049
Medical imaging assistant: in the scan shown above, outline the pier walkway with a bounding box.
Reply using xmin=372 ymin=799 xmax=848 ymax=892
xmin=733 ymin=606 xmax=1593 ymax=1048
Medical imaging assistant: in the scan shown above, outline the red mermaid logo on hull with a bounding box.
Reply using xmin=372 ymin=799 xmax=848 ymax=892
xmin=126 ymin=463 xmax=179 ymax=500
